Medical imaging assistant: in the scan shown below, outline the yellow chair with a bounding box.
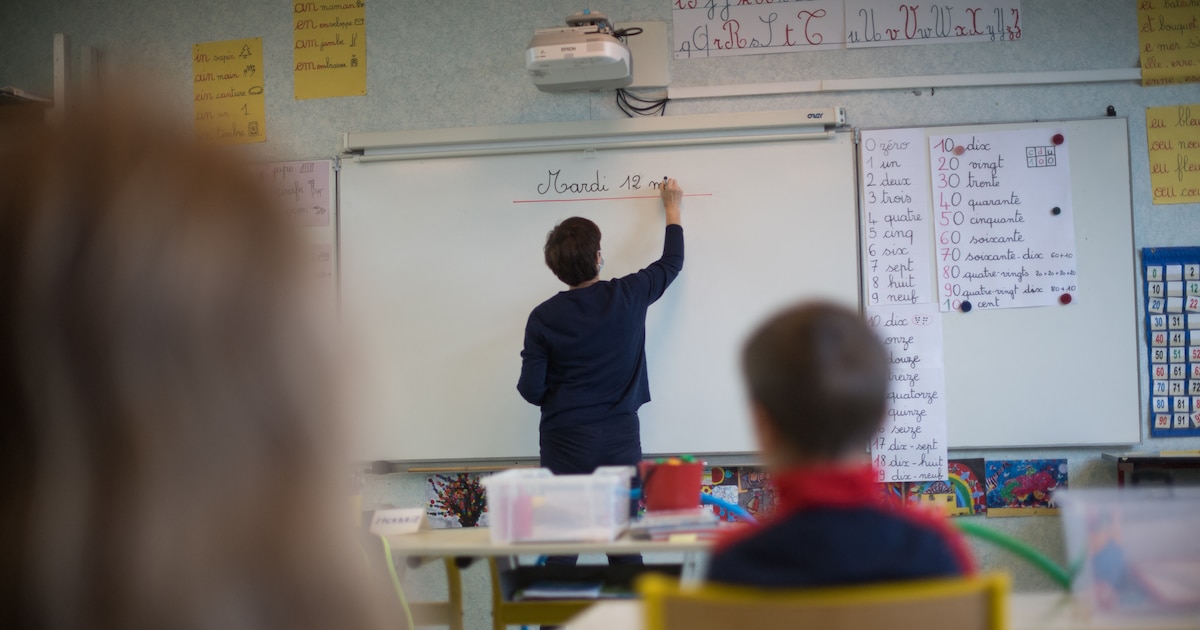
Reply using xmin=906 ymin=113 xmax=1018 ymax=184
xmin=637 ymin=572 xmax=1010 ymax=630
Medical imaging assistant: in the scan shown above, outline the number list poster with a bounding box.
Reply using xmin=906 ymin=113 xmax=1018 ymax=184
xmin=294 ymin=0 xmax=367 ymax=99
xmin=861 ymin=128 xmax=935 ymax=307
xmin=867 ymin=304 xmax=949 ymax=484
xmin=192 ymin=37 xmax=266 ymax=144
xmin=929 ymin=128 xmax=1077 ymax=312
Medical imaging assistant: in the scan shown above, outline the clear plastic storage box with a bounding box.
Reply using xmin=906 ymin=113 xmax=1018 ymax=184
xmin=482 ymin=466 xmax=633 ymax=543
xmin=1057 ymin=487 xmax=1200 ymax=621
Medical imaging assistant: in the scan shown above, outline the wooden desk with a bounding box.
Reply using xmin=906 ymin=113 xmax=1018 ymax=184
xmin=385 ymin=527 xmax=711 ymax=630
xmin=562 ymin=594 xmax=1200 ymax=630
xmin=1102 ymin=451 xmax=1200 ymax=487
xmin=383 ymin=526 xmax=712 ymax=558
xmin=384 ymin=526 xmax=711 ymax=600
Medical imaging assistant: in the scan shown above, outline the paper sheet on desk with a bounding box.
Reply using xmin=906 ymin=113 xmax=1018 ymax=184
xmin=517 ymin=581 xmax=604 ymax=600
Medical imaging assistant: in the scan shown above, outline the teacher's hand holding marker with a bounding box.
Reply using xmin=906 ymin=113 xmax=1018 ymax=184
xmin=661 ymin=177 xmax=683 ymax=226
xmin=517 ymin=176 xmax=685 ymax=569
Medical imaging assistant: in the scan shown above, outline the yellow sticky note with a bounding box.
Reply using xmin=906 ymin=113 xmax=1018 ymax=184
xmin=1147 ymin=104 xmax=1200 ymax=205
xmin=1137 ymin=0 xmax=1200 ymax=86
xmin=192 ymin=37 xmax=266 ymax=144
xmin=293 ymin=0 xmax=367 ymax=99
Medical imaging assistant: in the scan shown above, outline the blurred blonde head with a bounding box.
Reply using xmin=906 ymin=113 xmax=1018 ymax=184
xmin=0 ymin=102 xmax=389 ymax=630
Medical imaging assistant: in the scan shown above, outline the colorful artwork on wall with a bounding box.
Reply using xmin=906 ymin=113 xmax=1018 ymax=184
xmin=985 ymin=459 xmax=1068 ymax=517
xmin=426 ymin=473 xmax=489 ymax=528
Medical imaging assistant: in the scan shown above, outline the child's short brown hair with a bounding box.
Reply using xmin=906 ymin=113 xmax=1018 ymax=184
xmin=742 ymin=302 xmax=890 ymax=459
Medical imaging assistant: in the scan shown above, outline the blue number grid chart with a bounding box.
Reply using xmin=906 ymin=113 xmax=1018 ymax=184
xmin=1143 ymin=247 xmax=1200 ymax=438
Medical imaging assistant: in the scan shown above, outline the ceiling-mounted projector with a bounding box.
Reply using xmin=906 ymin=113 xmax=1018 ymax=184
xmin=526 ymin=10 xmax=632 ymax=93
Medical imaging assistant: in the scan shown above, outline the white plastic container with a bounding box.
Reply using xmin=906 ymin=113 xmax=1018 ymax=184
xmin=1057 ymin=487 xmax=1200 ymax=622
xmin=482 ymin=466 xmax=633 ymax=543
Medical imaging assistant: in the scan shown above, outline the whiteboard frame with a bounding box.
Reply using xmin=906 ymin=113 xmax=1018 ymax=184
xmin=857 ymin=117 xmax=1141 ymax=449
xmin=338 ymin=113 xmax=861 ymax=464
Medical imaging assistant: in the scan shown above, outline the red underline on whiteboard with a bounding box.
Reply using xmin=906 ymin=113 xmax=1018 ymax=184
xmin=512 ymin=193 xmax=713 ymax=204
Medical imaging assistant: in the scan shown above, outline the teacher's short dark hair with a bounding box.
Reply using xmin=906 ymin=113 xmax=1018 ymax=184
xmin=742 ymin=302 xmax=890 ymax=459
xmin=544 ymin=217 xmax=601 ymax=286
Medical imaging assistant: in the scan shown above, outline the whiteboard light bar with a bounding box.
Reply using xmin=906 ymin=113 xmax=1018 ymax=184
xmin=345 ymin=109 xmax=845 ymax=162
xmin=357 ymin=129 xmax=835 ymax=162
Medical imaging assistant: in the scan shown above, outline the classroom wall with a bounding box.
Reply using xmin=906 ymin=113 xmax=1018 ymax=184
xmin=4 ymin=0 xmax=1199 ymax=624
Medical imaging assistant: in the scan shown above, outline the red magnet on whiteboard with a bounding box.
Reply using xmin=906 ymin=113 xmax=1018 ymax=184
xmin=953 ymin=146 xmax=966 ymax=156
xmin=1052 ymin=133 xmax=1064 ymax=145
xmin=1059 ymin=293 xmax=1072 ymax=305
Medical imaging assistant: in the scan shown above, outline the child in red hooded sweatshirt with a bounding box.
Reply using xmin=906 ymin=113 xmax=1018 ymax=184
xmin=706 ymin=302 xmax=974 ymax=588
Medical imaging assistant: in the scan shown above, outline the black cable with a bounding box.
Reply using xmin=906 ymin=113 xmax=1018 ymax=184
xmin=616 ymin=88 xmax=668 ymax=118
xmin=616 ymin=92 xmax=667 ymax=117
xmin=610 ymin=25 xmax=666 ymax=117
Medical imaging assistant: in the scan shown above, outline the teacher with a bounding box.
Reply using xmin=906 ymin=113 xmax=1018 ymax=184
xmin=517 ymin=178 xmax=684 ymax=561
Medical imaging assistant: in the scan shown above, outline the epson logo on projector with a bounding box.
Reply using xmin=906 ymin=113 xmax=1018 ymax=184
xmin=560 ymin=46 xmax=577 ymax=52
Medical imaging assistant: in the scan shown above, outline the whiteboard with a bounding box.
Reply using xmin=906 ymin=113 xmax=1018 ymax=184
xmin=339 ymin=115 xmax=860 ymax=462
xmin=859 ymin=118 xmax=1140 ymax=448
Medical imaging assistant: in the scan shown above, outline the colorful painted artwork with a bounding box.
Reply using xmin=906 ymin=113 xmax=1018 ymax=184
xmin=702 ymin=466 xmax=753 ymax=521
xmin=707 ymin=466 xmax=740 ymax=487
xmin=906 ymin=479 xmax=957 ymax=513
xmin=701 ymin=484 xmax=742 ymax=521
xmin=907 ymin=458 xmax=987 ymax=516
xmin=698 ymin=466 xmax=779 ymax=522
xmin=738 ymin=468 xmax=771 ymax=491
xmin=948 ymin=458 xmax=988 ymax=515
xmin=985 ymin=459 xmax=1068 ymax=517
xmin=738 ymin=486 xmax=778 ymax=521
xmin=426 ymin=473 xmax=489 ymax=528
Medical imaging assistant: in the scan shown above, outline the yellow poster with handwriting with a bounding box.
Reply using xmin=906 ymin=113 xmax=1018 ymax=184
xmin=294 ymin=0 xmax=367 ymax=99
xmin=1147 ymin=104 xmax=1200 ymax=204
xmin=192 ymin=37 xmax=266 ymax=144
xmin=1138 ymin=0 xmax=1200 ymax=86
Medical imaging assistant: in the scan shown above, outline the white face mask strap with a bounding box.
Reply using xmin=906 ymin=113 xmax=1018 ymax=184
xmin=598 ymin=251 xmax=605 ymax=272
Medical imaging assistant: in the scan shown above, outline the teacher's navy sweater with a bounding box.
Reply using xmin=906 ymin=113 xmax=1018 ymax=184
xmin=517 ymin=224 xmax=683 ymax=431
xmin=707 ymin=465 xmax=975 ymax=588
